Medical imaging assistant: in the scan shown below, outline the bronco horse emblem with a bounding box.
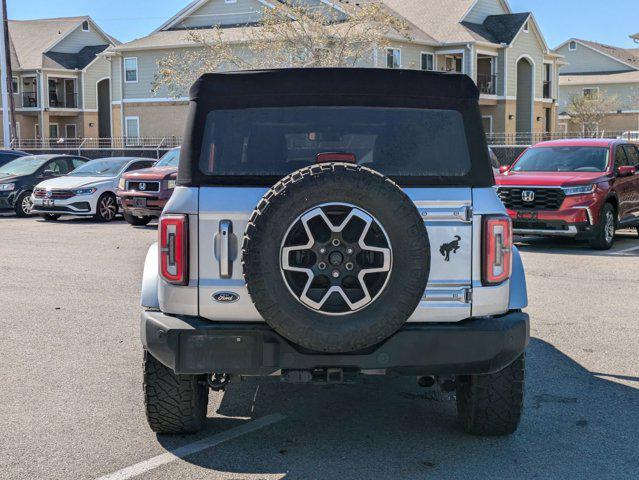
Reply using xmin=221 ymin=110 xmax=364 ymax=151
xmin=440 ymin=236 xmax=462 ymax=262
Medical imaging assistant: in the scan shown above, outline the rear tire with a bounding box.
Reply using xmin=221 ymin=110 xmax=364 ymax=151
xmin=590 ymin=203 xmax=615 ymax=250
xmin=456 ymin=353 xmax=525 ymax=436
xmin=123 ymin=211 xmax=152 ymax=226
xmin=39 ymin=214 xmax=61 ymax=221
xmin=14 ymin=191 xmax=33 ymax=217
xmin=143 ymin=351 xmax=208 ymax=434
xmin=94 ymin=193 xmax=118 ymax=222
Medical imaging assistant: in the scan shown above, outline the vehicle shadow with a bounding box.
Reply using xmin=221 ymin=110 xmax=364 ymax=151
xmin=155 ymin=338 xmax=639 ymax=479
xmin=516 ymin=230 xmax=639 ymax=257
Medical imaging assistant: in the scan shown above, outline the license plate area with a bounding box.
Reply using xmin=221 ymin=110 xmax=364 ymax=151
xmin=43 ymin=199 xmax=55 ymax=207
xmin=133 ymin=198 xmax=147 ymax=208
xmin=515 ymin=211 xmax=538 ymax=221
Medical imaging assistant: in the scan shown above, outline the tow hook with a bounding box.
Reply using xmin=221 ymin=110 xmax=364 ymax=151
xmin=208 ymin=373 xmax=230 ymax=391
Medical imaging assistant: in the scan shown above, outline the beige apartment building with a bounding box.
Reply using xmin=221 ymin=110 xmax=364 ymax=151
xmin=556 ymin=35 xmax=639 ymax=135
xmin=106 ymin=0 xmax=562 ymax=140
xmin=1 ymin=16 xmax=118 ymax=144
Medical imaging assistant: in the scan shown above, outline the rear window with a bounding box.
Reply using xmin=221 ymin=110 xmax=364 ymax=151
xmin=198 ymin=107 xmax=471 ymax=183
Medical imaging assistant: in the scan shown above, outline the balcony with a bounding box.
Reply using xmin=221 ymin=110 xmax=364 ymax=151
xmin=17 ymin=91 xmax=39 ymax=108
xmin=49 ymin=92 xmax=78 ymax=109
xmin=543 ymin=81 xmax=552 ymax=99
xmin=477 ymin=73 xmax=497 ymax=95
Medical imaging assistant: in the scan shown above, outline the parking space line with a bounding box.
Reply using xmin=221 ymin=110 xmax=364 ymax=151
xmin=95 ymin=414 xmax=286 ymax=480
xmin=610 ymin=245 xmax=639 ymax=256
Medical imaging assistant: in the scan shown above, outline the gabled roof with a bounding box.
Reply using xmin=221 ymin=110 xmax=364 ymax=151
xmin=43 ymin=45 xmax=110 ymax=70
xmin=556 ymin=38 xmax=639 ymax=71
xmin=7 ymin=16 xmax=117 ymax=70
xmin=462 ymin=13 xmax=530 ymax=45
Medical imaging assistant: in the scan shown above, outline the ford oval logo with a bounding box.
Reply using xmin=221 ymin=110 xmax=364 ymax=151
xmin=213 ymin=292 xmax=239 ymax=303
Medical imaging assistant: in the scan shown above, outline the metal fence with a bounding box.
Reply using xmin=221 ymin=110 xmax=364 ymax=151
xmin=10 ymin=137 xmax=183 ymax=160
xmin=5 ymin=130 xmax=639 ymax=165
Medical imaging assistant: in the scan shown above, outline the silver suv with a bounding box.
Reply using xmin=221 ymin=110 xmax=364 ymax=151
xmin=140 ymin=69 xmax=529 ymax=437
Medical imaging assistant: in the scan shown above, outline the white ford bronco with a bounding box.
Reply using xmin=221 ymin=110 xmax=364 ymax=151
xmin=140 ymin=68 xmax=529 ymax=437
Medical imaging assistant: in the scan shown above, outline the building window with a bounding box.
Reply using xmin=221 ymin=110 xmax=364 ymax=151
xmin=11 ymin=76 xmax=18 ymax=93
xmin=583 ymin=87 xmax=599 ymax=100
xmin=125 ymin=116 xmax=141 ymax=145
xmin=65 ymin=124 xmax=77 ymax=138
xmin=482 ymin=116 xmax=493 ymax=134
xmin=49 ymin=123 xmax=59 ymax=139
xmin=124 ymin=57 xmax=138 ymax=83
xmin=444 ymin=54 xmax=463 ymax=73
xmin=569 ymin=41 xmax=577 ymax=51
xmin=82 ymin=20 xmax=90 ymax=32
xmin=421 ymin=53 xmax=434 ymax=71
xmin=386 ymin=48 xmax=401 ymax=69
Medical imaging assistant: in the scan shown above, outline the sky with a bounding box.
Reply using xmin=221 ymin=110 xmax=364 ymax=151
xmin=6 ymin=0 xmax=639 ymax=49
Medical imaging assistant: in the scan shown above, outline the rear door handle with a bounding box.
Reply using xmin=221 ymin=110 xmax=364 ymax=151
xmin=219 ymin=220 xmax=232 ymax=278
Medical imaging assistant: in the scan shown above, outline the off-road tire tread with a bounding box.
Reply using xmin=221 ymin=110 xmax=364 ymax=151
xmin=143 ymin=351 xmax=208 ymax=434
xmin=456 ymin=353 xmax=525 ymax=436
xmin=242 ymin=163 xmax=430 ymax=353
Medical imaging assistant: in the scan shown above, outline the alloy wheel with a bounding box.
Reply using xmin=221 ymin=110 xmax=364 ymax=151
xmin=99 ymin=196 xmax=117 ymax=221
xmin=280 ymin=203 xmax=392 ymax=315
xmin=22 ymin=195 xmax=33 ymax=215
xmin=604 ymin=210 xmax=615 ymax=244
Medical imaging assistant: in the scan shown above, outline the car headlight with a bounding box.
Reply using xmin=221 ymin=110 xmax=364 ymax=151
xmin=0 ymin=183 xmax=15 ymax=191
xmin=562 ymin=184 xmax=596 ymax=196
xmin=118 ymin=179 xmax=126 ymax=190
xmin=167 ymin=180 xmax=176 ymax=190
xmin=72 ymin=187 xmax=97 ymax=196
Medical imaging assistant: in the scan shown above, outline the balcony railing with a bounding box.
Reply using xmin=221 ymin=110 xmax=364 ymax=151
xmin=543 ymin=81 xmax=552 ymax=99
xmin=49 ymin=93 xmax=78 ymax=109
xmin=477 ymin=73 xmax=497 ymax=95
xmin=20 ymin=92 xmax=39 ymax=108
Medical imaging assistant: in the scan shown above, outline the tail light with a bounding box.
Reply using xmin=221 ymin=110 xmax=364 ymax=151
xmin=159 ymin=214 xmax=188 ymax=285
xmin=483 ymin=215 xmax=512 ymax=285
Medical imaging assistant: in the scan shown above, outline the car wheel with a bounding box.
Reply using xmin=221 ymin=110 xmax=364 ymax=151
xmin=123 ymin=211 xmax=152 ymax=226
xmin=143 ymin=351 xmax=208 ymax=434
xmin=39 ymin=214 xmax=61 ymax=221
xmin=94 ymin=193 xmax=118 ymax=222
xmin=242 ymin=163 xmax=430 ymax=353
xmin=14 ymin=191 xmax=34 ymax=217
xmin=456 ymin=353 xmax=525 ymax=436
xmin=590 ymin=203 xmax=615 ymax=250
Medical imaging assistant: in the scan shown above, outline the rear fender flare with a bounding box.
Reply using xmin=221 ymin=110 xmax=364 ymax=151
xmin=508 ymin=245 xmax=528 ymax=310
xmin=141 ymin=243 xmax=160 ymax=309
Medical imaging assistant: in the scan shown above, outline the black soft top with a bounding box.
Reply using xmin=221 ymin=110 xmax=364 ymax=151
xmin=179 ymin=68 xmax=493 ymax=187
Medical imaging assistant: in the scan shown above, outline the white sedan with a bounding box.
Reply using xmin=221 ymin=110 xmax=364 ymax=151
xmin=31 ymin=157 xmax=156 ymax=221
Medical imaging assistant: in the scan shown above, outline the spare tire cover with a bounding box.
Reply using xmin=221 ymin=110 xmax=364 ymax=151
xmin=242 ymin=163 xmax=430 ymax=353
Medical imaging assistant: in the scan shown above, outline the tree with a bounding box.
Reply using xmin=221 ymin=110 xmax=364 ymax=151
xmin=152 ymin=1 xmax=412 ymax=97
xmin=567 ymin=90 xmax=620 ymax=137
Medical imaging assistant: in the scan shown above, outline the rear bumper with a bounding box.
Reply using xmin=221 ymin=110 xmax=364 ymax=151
xmin=141 ymin=310 xmax=530 ymax=376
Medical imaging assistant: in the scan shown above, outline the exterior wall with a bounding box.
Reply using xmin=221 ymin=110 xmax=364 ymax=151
xmin=111 ymin=105 xmax=123 ymax=137
xmin=121 ymin=48 xmax=186 ymax=99
xmin=559 ymin=82 xmax=639 ymax=113
xmin=52 ymin=23 xmax=110 ymax=53
xmin=561 ymin=113 xmax=639 ymax=134
xmin=464 ymin=0 xmax=507 ymax=24
xmin=47 ymin=114 xmax=83 ymax=138
xmin=507 ymin=26 xmax=545 ymax=98
xmin=110 ymin=56 xmax=123 ymax=102
xmin=175 ymin=0 xmax=264 ymax=28
xmin=556 ymin=42 xmax=634 ymax=74
xmin=383 ymin=42 xmax=435 ymax=70
xmin=82 ymin=112 xmax=100 ymax=138
xmin=121 ymin=102 xmax=189 ymax=137
xmin=83 ymin=56 xmax=111 ymax=110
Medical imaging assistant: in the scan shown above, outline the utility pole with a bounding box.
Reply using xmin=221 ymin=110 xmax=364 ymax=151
xmin=0 ymin=0 xmax=15 ymax=147
xmin=2 ymin=0 xmax=15 ymax=142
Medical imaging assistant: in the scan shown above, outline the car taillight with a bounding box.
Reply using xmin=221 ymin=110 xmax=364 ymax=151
xmin=159 ymin=214 xmax=188 ymax=285
xmin=483 ymin=215 xmax=512 ymax=285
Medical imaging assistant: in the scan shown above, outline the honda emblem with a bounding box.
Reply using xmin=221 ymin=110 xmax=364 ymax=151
xmin=521 ymin=190 xmax=535 ymax=202
xmin=139 ymin=182 xmax=146 ymax=191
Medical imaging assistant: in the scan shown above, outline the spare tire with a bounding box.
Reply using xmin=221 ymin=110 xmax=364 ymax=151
xmin=242 ymin=163 xmax=430 ymax=353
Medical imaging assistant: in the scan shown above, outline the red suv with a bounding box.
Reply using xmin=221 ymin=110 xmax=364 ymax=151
xmin=117 ymin=147 xmax=180 ymax=225
xmin=496 ymin=139 xmax=639 ymax=249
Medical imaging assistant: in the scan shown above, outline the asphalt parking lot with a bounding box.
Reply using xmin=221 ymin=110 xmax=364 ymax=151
xmin=1 ymin=215 xmax=638 ymax=480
